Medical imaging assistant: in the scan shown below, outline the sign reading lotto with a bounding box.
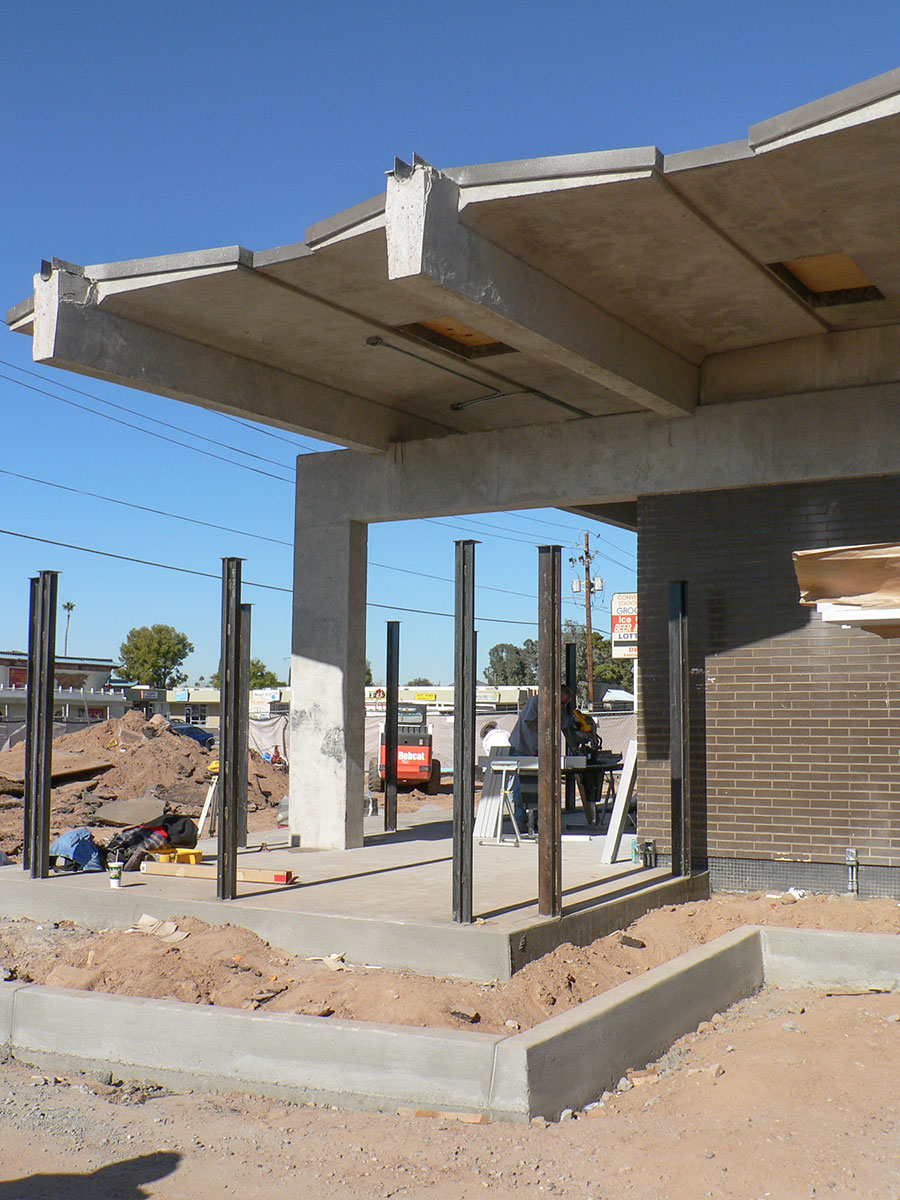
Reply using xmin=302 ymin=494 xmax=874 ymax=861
xmin=611 ymin=592 xmax=638 ymax=659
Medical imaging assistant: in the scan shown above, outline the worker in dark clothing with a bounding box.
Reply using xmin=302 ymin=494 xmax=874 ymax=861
xmin=508 ymin=685 xmax=572 ymax=830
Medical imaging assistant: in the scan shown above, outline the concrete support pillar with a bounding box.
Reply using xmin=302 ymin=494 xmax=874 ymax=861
xmin=290 ymin=517 xmax=368 ymax=849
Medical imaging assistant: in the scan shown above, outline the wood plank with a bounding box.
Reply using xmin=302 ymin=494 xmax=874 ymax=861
xmin=140 ymin=861 xmax=295 ymax=885
xmin=0 ymin=750 xmax=113 ymax=785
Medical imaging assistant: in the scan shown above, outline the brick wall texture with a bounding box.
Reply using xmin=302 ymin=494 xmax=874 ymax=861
xmin=637 ymin=475 xmax=900 ymax=873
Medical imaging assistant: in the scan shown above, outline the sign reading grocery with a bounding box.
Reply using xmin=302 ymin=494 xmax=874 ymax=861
xmin=611 ymin=592 xmax=638 ymax=659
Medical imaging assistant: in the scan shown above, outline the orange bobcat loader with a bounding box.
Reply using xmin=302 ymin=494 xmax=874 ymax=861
xmin=368 ymin=703 xmax=441 ymax=795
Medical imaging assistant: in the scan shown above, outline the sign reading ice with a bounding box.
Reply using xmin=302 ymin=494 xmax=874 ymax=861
xmin=611 ymin=592 xmax=638 ymax=659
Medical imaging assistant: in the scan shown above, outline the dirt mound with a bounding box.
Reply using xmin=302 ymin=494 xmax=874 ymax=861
xmin=2 ymin=891 xmax=899 ymax=1033
xmin=0 ymin=713 xmax=288 ymax=858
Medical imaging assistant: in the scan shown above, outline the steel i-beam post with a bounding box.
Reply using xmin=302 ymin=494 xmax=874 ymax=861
xmin=383 ymin=621 xmax=400 ymax=832
xmin=564 ymin=640 xmax=577 ymax=812
xmin=453 ymin=540 xmax=477 ymax=924
xmin=23 ymin=577 xmax=39 ymax=872
xmin=669 ymin=580 xmax=692 ymax=877
xmin=25 ymin=571 xmax=57 ymax=879
xmin=218 ymin=558 xmax=243 ymax=899
xmin=237 ymin=603 xmax=251 ymax=848
xmin=538 ymin=546 xmax=562 ymax=917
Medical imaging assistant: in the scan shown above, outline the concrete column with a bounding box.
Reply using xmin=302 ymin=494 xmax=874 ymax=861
xmin=290 ymin=516 xmax=368 ymax=849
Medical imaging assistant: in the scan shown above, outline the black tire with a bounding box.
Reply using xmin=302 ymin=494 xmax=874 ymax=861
xmin=424 ymin=758 xmax=442 ymax=794
xmin=368 ymin=756 xmax=384 ymax=793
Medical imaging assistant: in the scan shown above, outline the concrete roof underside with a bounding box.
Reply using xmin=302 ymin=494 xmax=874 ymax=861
xmin=9 ymin=68 xmax=900 ymax=453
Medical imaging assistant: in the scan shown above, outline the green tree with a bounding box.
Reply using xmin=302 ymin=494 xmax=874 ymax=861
xmin=484 ymin=642 xmax=537 ymax=686
xmin=119 ymin=625 xmax=194 ymax=688
xmin=209 ymin=658 xmax=285 ymax=688
xmin=562 ymin=619 xmax=633 ymax=701
xmin=485 ymin=625 xmax=633 ymax=697
xmin=365 ymin=659 xmax=373 ymax=686
xmin=406 ymin=676 xmax=433 ymax=686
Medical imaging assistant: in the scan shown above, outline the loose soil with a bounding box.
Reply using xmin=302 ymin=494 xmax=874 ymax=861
xmin=2 ymin=906 xmax=900 ymax=1196
xmin=2 ymin=765 xmax=900 ymax=1195
xmin=0 ymin=892 xmax=898 ymax=1035
xmin=0 ymin=712 xmax=289 ymax=859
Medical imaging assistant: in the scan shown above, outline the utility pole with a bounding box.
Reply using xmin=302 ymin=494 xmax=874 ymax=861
xmin=569 ymin=533 xmax=604 ymax=708
xmin=583 ymin=533 xmax=595 ymax=707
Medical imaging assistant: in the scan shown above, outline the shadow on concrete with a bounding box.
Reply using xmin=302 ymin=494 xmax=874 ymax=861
xmin=476 ymin=865 xmax=652 ymax=921
xmin=292 ymin=853 xmax=453 ymax=891
xmin=364 ymin=817 xmax=454 ymax=844
xmin=0 ymin=1150 xmax=180 ymax=1199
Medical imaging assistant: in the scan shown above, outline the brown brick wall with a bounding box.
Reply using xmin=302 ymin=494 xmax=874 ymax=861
xmin=637 ymin=476 xmax=900 ymax=869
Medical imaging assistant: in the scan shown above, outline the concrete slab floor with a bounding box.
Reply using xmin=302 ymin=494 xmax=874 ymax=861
xmin=0 ymin=807 xmax=706 ymax=980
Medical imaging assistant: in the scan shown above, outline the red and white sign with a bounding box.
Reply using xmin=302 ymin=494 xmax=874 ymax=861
xmin=611 ymin=592 xmax=638 ymax=659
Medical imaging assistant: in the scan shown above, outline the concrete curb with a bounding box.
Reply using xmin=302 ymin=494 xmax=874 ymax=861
xmin=2 ymin=985 xmax=503 ymax=1114
xmin=2 ymin=926 xmax=896 ymax=1120
xmin=492 ymin=925 xmax=763 ymax=1120
xmin=760 ymin=926 xmax=900 ymax=992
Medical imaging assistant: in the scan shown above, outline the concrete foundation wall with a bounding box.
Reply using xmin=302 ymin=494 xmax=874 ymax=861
xmin=491 ymin=925 xmax=763 ymax=1119
xmin=3 ymin=984 xmax=502 ymax=1114
xmin=2 ymin=927 xmax=897 ymax=1121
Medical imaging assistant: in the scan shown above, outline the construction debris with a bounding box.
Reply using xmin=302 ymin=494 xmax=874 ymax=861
xmin=0 ymin=711 xmax=289 ymax=858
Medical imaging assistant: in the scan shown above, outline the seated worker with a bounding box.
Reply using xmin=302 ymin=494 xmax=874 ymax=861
xmin=508 ymin=686 xmax=572 ymax=831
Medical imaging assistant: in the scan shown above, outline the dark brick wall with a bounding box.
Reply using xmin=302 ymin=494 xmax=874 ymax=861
xmin=637 ymin=476 xmax=900 ymax=874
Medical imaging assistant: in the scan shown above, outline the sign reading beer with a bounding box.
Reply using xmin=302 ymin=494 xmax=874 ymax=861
xmin=611 ymin=592 xmax=638 ymax=659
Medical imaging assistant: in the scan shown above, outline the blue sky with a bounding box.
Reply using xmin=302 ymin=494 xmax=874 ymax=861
xmin=3 ymin=2 xmax=899 ymax=684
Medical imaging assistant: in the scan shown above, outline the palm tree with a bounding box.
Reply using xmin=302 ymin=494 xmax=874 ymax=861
xmin=62 ymin=601 xmax=75 ymax=656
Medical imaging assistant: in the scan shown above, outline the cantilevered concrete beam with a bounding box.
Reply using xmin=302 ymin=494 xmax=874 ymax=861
xmin=384 ymin=163 xmax=698 ymax=419
xmin=29 ymin=269 xmax=447 ymax=453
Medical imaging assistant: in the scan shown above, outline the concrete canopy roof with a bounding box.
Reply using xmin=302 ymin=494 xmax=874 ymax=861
xmin=9 ymin=68 xmax=900 ymax=452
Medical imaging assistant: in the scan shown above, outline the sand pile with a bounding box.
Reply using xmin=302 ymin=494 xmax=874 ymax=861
xmin=0 ymin=711 xmax=288 ymax=858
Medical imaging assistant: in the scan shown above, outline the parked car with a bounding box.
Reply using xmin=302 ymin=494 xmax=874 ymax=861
xmin=169 ymin=723 xmax=215 ymax=750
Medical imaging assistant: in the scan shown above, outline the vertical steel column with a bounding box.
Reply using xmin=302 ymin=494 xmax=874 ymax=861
xmin=564 ymin=640 xmax=577 ymax=812
xmin=237 ymin=602 xmax=251 ymax=849
xmin=453 ymin=540 xmax=477 ymax=924
xmin=22 ymin=577 xmax=39 ymax=871
xmin=218 ymin=558 xmax=243 ymax=900
xmin=669 ymin=580 xmax=692 ymax=877
xmin=538 ymin=546 xmax=562 ymax=918
xmin=383 ymin=621 xmax=400 ymax=833
xmin=25 ymin=571 xmax=57 ymax=879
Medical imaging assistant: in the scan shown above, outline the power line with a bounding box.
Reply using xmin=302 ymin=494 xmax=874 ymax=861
xmin=0 ymin=467 xmax=542 ymax=601
xmin=1 ymin=362 xmax=636 ymax=567
xmin=427 ymin=518 xmax=543 ymax=546
xmin=0 ymin=467 xmax=293 ymax=547
xmin=427 ymin=515 xmax=636 ymax=571
xmin=0 ymin=527 xmax=541 ymax=626
xmin=449 ymin=514 xmax=635 ymax=569
xmin=0 ymin=371 xmax=294 ymax=484
xmin=217 ymin=411 xmax=323 ymax=454
xmin=0 ymin=358 xmax=305 ymax=469
xmin=497 ymin=510 xmax=637 ymax=561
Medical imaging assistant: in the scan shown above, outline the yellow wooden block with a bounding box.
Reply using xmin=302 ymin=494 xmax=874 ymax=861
xmin=152 ymin=848 xmax=203 ymax=865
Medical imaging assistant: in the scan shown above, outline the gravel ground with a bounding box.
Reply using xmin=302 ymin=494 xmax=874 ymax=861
xmin=2 ymin=983 xmax=900 ymax=1198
